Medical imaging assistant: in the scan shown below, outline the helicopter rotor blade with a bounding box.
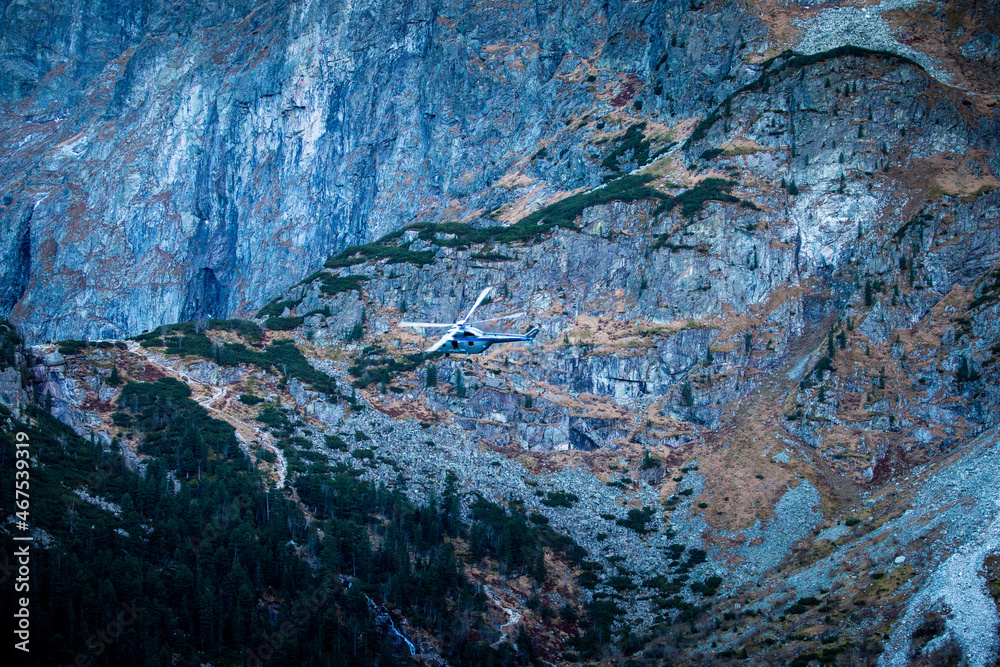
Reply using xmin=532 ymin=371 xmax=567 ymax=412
xmin=465 ymin=312 xmax=525 ymax=325
xmin=458 ymin=286 xmax=493 ymax=325
xmin=425 ymin=331 xmax=456 ymax=353
xmin=399 ymin=321 xmax=455 ymax=328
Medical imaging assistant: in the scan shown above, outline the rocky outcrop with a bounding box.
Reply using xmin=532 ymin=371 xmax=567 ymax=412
xmin=7 ymin=1 xmax=997 ymax=343
xmin=0 ymin=0 xmax=768 ymax=341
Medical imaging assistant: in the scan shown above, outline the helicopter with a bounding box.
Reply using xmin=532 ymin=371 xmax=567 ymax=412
xmin=399 ymin=286 xmax=539 ymax=355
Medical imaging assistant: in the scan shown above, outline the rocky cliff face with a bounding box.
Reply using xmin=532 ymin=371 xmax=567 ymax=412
xmin=10 ymin=0 xmax=995 ymax=342
xmin=1 ymin=0 xmax=764 ymax=341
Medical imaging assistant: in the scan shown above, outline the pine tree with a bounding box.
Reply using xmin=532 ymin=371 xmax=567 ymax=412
xmin=533 ymin=551 xmax=547 ymax=584
xmin=455 ymin=370 xmax=466 ymax=397
xmin=346 ymin=321 xmax=363 ymax=341
xmin=108 ymin=365 xmax=121 ymax=386
xmin=442 ymin=471 xmax=461 ymax=535
xmin=956 ymin=357 xmax=979 ymax=383
xmin=425 ymin=364 xmax=437 ymax=388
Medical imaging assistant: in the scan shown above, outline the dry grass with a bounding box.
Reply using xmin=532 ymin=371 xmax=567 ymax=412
xmin=884 ymin=1 xmax=1000 ymax=105
xmin=902 ymin=150 xmax=1000 ymax=205
xmin=748 ymin=0 xmax=817 ymax=56
xmin=490 ymin=183 xmax=587 ymax=225
xmin=720 ymin=138 xmax=767 ymax=156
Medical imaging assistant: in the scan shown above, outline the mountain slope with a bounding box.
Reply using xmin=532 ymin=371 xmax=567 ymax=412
xmin=2 ymin=1 xmax=1000 ymax=665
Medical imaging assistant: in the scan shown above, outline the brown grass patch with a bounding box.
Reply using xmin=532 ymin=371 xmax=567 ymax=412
xmin=370 ymin=397 xmax=441 ymax=423
xmin=720 ymin=138 xmax=767 ymax=156
xmin=748 ymin=0 xmax=817 ymax=56
xmin=884 ymin=2 xmax=1000 ymax=103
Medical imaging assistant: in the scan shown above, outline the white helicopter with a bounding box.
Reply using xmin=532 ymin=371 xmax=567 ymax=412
xmin=399 ymin=286 xmax=539 ymax=355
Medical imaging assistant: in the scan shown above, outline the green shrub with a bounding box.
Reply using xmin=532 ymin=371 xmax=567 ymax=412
xmin=256 ymin=299 xmax=301 ymax=319
xmin=671 ymin=178 xmax=738 ymax=217
xmin=641 ymin=450 xmax=661 ymax=469
xmin=814 ymin=355 xmax=834 ymax=376
xmin=470 ymin=252 xmax=515 ymax=262
xmin=541 ymin=491 xmax=580 ymax=508
xmin=256 ymin=406 xmax=290 ymax=429
xmin=324 ymin=434 xmax=347 ymax=450
xmin=57 ymin=339 xmax=89 ymax=355
xmin=304 ymin=306 xmax=332 ymax=318
xmin=265 ymin=316 xmax=304 ymax=330
xmin=616 ymin=507 xmax=656 ymax=534
xmin=698 ymin=147 xmax=724 ymax=161
xmin=690 ymin=575 xmax=722 ymax=596
xmin=602 ymin=123 xmax=652 ymax=173
xmin=239 ymin=393 xmax=264 ymax=405
xmin=319 ymin=174 xmax=667 ymax=284
xmin=325 ymin=242 xmax=436 ymax=270
xmin=315 ymin=273 xmax=368 ymax=296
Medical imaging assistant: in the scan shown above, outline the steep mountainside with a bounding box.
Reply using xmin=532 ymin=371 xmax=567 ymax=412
xmin=4 ymin=0 xmax=997 ymax=343
xmin=2 ymin=0 xmax=1000 ymax=666
xmin=1 ymin=0 xmax=762 ymax=341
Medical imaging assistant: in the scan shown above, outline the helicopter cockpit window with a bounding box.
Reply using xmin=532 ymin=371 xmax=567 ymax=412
xmin=451 ymin=341 xmax=459 ymax=349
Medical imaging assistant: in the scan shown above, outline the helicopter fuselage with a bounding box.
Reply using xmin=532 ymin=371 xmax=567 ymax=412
xmin=443 ymin=326 xmax=537 ymax=355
